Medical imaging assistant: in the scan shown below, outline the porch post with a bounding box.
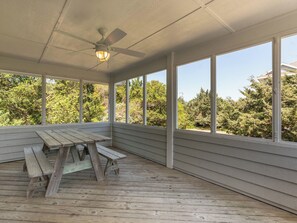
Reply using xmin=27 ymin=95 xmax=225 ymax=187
xmin=109 ymin=80 xmax=115 ymax=146
xmin=79 ymin=79 xmax=83 ymax=123
xmin=211 ymin=55 xmax=217 ymax=134
xmin=143 ymin=75 xmax=147 ymax=125
xmin=126 ymin=80 xmax=129 ymax=123
xmin=41 ymin=75 xmax=46 ymax=125
xmin=272 ymin=37 xmax=281 ymax=142
xmin=109 ymin=81 xmax=115 ymax=124
xmin=166 ymin=52 xmax=176 ymax=169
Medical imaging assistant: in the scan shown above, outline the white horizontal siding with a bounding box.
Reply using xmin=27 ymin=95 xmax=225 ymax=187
xmin=174 ymin=130 xmax=297 ymax=214
xmin=0 ymin=122 xmax=111 ymax=163
xmin=112 ymin=123 xmax=166 ymax=165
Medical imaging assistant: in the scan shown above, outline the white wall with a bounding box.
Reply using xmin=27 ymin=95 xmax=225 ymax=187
xmin=174 ymin=130 xmax=297 ymax=213
xmin=112 ymin=123 xmax=166 ymax=165
xmin=110 ymin=11 xmax=297 ymax=213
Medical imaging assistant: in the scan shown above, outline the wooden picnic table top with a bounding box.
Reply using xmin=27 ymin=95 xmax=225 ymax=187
xmin=36 ymin=128 xmax=111 ymax=149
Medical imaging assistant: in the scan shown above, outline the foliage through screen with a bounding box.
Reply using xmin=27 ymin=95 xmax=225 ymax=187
xmin=46 ymin=78 xmax=79 ymax=124
xmin=115 ymin=81 xmax=126 ymax=123
xmin=0 ymin=73 xmax=42 ymax=126
xmin=129 ymin=77 xmax=143 ymax=124
xmin=83 ymin=83 xmax=108 ymax=122
xmin=146 ymin=71 xmax=167 ymax=127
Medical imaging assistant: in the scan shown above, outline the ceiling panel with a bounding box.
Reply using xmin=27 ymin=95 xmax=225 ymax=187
xmin=48 ymin=33 xmax=94 ymax=56
xmin=100 ymin=8 xmax=230 ymax=73
xmin=208 ymin=0 xmax=297 ymax=31
xmin=0 ymin=0 xmax=65 ymax=43
xmin=50 ymin=0 xmax=201 ymax=61
xmin=42 ymin=46 xmax=98 ymax=70
xmin=0 ymin=34 xmax=44 ymax=61
xmin=57 ymin=0 xmax=199 ymax=44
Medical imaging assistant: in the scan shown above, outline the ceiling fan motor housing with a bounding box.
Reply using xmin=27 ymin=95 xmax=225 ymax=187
xmin=95 ymin=44 xmax=109 ymax=52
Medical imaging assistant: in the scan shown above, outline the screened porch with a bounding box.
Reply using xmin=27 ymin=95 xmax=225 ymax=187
xmin=1 ymin=1 xmax=297 ymax=222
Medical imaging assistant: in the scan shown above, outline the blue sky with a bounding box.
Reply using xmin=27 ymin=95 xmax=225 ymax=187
xmin=146 ymin=70 xmax=166 ymax=83
xmin=282 ymin=34 xmax=297 ymax=63
xmin=216 ymin=42 xmax=272 ymax=100
xmin=178 ymin=58 xmax=211 ymax=101
xmin=125 ymin=34 xmax=297 ymax=102
xmin=176 ymin=34 xmax=297 ymax=101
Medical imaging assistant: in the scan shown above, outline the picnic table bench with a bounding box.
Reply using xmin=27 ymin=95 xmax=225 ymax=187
xmin=79 ymin=144 xmax=126 ymax=175
xmin=23 ymin=146 xmax=53 ymax=198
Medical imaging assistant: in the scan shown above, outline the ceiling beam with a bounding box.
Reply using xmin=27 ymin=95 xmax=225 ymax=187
xmin=38 ymin=0 xmax=72 ymax=63
xmin=0 ymin=55 xmax=109 ymax=83
xmin=199 ymin=0 xmax=235 ymax=33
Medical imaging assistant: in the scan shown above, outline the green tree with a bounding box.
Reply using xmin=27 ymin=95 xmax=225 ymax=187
xmin=129 ymin=78 xmax=143 ymax=124
xmin=177 ymin=96 xmax=192 ymax=129
xmin=186 ymin=88 xmax=211 ymax=130
xmin=115 ymin=82 xmax=126 ymax=122
xmin=83 ymin=83 xmax=108 ymax=122
xmin=217 ymin=96 xmax=238 ymax=133
xmin=281 ymin=74 xmax=297 ymax=141
xmin=147 ymin=80 xmax=167 ymax=127
xmin=217 ymin=77 xmax=273 ymax=138
xmin=0 ymin=73 xmax=42 ymax=126
xmin=46 ymin=79 xmax=79 ymax=124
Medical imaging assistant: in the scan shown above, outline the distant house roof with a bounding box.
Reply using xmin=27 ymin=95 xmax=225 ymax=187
xmin=257 ymin=61 xmax=297 ymax=81
xmin=289 ymin=61 xmax=297 ymax=67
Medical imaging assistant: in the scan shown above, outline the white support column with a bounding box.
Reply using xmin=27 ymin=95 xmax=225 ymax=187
xmin=109 ymin=81 xmax=115 ymax=123
xmin=143 ymin=75 xmax=147 ymax=125
xmin=41 ymin=75 xmax=46 ymax=125
xmin=79 ymin=79 xmax=83 ymax=123
xmin=211 ymin=55 xmax=217 ymax=134
xmin=166 ymin=52 xmax=175 ymax=169
xmin=272 ymin=37 xmax=281 ymax=142
xmin=126 ymin=80 xmax=129 ymax=123
xmin=109 ymin=81 xmax=115 ymax=145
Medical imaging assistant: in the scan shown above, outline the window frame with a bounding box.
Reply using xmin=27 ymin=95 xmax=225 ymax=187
xmin=176 ymin=57 xmax=212 ymax=132
xmin=174 ymin=36 xmax=297 ymax=146
xmin=0 ymin=71 xmax=110 ymax=127
xmin=113 ymin=70 xmax=167 ymax=129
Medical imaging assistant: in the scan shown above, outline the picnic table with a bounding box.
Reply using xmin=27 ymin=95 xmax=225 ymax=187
xmin=35 ymin=128 xmax=111 ymax=197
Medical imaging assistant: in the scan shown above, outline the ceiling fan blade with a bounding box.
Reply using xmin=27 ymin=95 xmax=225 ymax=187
xmin=49 ymin=45 xmax=93 ymax=55
xmin=55 ymin=30 xmax=96 ymax=46
xmin=111 ymin=47 xmax=145 ymax=58
xmin=104 ymin=28 xmax=127 ymax=46
xmin=68 ymin=47 xmax=94 ymax=54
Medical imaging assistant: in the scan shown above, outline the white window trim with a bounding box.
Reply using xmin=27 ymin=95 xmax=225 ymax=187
xmin=111 ymin=32 xmax=297 ymax=145
xmin=0 ymin=71 xmax=109 ymax=127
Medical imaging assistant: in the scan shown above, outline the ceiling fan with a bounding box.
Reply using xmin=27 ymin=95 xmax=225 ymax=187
xmin=55 ymin=28 xmax=145 ymax=62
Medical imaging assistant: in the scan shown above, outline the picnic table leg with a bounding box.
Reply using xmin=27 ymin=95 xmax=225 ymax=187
xmin=42 ymin=144 xmax=50 ymax=155
xmin=45 ymin=147 xmax=70 ymax=197
xmin=87 ymin=142 xmax=104 ymax=181
xmin=70 ymin=146 xmax=80 ymax=162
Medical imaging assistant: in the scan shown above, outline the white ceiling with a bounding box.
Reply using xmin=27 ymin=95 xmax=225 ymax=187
xmin=1 ymin=0 xmax=297 ymax=74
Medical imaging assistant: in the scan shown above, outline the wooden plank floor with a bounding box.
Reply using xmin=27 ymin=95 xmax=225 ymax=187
xmin=0 ymin=148 xmax=297 ymax=223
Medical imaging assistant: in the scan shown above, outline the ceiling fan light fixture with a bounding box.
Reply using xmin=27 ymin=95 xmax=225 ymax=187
xmin=95 ymin=45 xmax=110 ymax=61
xmin=96 ymin=50 xmax=110 ymax=62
